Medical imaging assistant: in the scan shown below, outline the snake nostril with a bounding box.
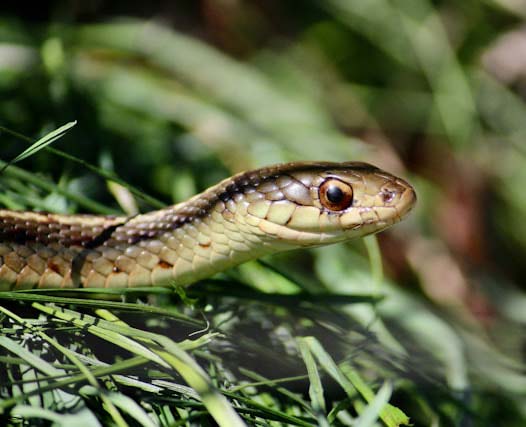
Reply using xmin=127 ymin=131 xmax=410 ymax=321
xmin=381 ymin=189 xmax=396 ymax=204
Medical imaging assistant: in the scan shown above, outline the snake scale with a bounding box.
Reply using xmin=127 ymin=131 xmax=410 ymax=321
xmin=0 ymin=162 xmax=416 ymax=290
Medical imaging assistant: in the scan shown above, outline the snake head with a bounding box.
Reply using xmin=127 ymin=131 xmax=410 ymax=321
xmin=237 ymin=161 xmax=416 ymax=247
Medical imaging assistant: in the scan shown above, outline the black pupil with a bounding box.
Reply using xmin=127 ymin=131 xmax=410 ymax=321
xmin=326 ymin=186 xmax=344 ymax=204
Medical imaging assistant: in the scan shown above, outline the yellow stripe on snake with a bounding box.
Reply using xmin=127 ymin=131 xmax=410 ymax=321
xmin=0 ymin=162 xmax=416 ymax=290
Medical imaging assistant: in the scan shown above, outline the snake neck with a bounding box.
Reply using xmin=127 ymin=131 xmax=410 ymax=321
xmin=97 ymin=200 xmax=280 ymax=287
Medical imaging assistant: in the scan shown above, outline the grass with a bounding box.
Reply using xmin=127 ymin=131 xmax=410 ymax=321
xmin=0 ymin=257 xmax=404 ymax=426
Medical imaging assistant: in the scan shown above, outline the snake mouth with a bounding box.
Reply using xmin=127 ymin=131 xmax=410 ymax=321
xmin=377 ymin=176 xmax=416 ymax=221
xmin=395 ymin=179 xmax=417 ymax=220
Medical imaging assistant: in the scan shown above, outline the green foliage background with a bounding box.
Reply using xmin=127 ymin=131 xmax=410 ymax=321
xmin=1 ymin=1 xmax=526 ymax=426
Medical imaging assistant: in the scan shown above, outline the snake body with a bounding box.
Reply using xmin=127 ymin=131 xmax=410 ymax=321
xmin=0 ymin=162 xmax=416 ymax=290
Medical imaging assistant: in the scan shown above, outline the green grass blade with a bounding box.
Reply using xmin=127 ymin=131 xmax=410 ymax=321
xmin=2 ymin=121 xmax=76 ymax=168
xmin=0 ymin=336 xmax=64 ymax=378
xmin=0 ymin=291 xmax=202 ymax=327
xmin=363 ymin=235 xmax=383 ymax=291
xmin=32 ymin=303 xmax=172 ymax=369
xmin=297 ymin=337 xmax=328 ymax=425
xmin=10 ymin=406 xmax=101 ymax=427
xmin=303 ymin=336 xmax=410 ymax=427
xmin=355 ymin=381 xmax=393 ymax=427
xmin=106 ymin=393 xmax=158 ymax=427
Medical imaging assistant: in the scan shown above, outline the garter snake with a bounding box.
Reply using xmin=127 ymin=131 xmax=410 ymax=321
xmin=0 ymin=162 xmax=416 ymax=290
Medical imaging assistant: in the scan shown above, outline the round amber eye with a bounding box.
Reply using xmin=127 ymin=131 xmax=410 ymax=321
xmin=319 ymin=179 xmax=353 ymax=211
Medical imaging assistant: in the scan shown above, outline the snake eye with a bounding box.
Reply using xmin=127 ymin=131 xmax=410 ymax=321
xmin=319 ymin=179 xmax=353 ymax=211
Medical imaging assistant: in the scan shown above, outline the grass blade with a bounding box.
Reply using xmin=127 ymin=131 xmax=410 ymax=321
xmin=298 ymin=337 xmax=328 ymax=426
xmin=0 ymin=121 xmax=77 ymax=173
xmin=303 ymin=336 xmax=410 ymax=427
xmin=355 ymin=381 xmax=393 ymax=427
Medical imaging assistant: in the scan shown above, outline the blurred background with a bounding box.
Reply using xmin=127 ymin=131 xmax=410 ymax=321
xmin=1 ymin=1 xmax=526 ymax=425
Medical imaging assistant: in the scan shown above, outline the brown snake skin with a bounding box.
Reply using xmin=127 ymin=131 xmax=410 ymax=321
xmin=0 ymin=162 xmax=416 ymax=290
